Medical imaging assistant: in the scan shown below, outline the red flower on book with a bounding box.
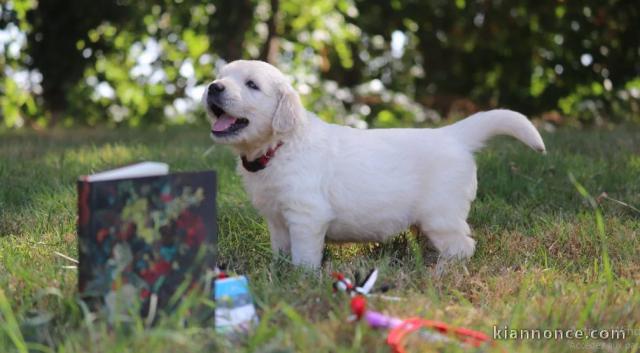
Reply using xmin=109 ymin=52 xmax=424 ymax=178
xmin=160 ymin=193 xmax=173 ymax=202
xmin=118 ymin=222 xmax=135 ymax=241
xmin=153 ymin=260 xmax=171 ymax=274
xmin=141 ymin=260 xmax=172 ymax=284
xmin=176 ymin=210 xmax=193 ymax=229
xmin=96 ymin=228 xmax=109 ymax=243
xmin=140 ymin=269 xmax=156 ymax=284
xmin=176 ymin=211 xmax=206 ymax=246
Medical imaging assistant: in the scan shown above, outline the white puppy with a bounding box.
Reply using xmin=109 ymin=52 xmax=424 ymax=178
xmin=203 ymin=60 xmax=545 ymax=268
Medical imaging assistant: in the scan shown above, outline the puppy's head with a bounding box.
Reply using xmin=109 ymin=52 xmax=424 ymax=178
xmin=203 ymin=60 xmax=304 ymax=147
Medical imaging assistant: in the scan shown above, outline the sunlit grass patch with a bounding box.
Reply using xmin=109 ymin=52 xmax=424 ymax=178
xmin=1 ymin=126 xmax=639 ymax=352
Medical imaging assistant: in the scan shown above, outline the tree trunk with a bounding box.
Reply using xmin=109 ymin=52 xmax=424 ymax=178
xmin=211 ymin=0 xmax=254 ymax=62
xmin=42 ymin=85 xmax=67 ymax=126
xmin=260 ymin=0 xmax=280 ymax=64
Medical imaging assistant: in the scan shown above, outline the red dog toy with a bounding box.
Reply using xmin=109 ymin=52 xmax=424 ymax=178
xmin=332 ymin=269 xmax=499 ymax=353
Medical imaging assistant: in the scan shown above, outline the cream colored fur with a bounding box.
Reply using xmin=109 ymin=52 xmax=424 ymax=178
xmin=203 ymin=60 xmax=546 ymax=268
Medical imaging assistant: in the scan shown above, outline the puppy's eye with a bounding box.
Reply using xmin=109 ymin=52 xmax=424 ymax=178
xmin=246 ymin=80 xmax=260 ymax=90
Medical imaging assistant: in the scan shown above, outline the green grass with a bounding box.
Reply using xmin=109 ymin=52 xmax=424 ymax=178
xmin=1 ymin=125 xmax=639 ymax=353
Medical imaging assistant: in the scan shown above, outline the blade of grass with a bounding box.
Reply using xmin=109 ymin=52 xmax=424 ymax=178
xmin=0 ymin=288 xmax=28 ymax=353
xmin=569 ymin=173 xmax=614 ymax=287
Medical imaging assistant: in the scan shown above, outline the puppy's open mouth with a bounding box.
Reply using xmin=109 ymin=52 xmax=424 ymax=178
xmin=209 ymin=103 xmax=249 ymax=137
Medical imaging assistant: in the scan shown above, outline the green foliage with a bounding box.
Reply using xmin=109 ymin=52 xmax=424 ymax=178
xmin=0 ymin=76 xmax=37 ymax=127
xmin=0 ymin=0 xmax=639 ymax=128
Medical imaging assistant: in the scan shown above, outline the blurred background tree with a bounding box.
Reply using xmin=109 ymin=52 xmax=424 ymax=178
xmin=0 ymin=0 xmax=638 ymax=129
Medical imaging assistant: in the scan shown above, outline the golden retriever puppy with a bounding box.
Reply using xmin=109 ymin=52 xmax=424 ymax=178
xmin=203 ymin=60 xmax=545 ymax=269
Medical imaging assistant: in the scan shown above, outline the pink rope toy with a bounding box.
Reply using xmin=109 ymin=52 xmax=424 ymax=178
xmin=331 ymin=269 xmax=501 ymax=353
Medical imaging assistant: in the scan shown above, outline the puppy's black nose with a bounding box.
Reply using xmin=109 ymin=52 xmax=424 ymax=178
xmin=208 ymin=82 xmax=225 ymax=96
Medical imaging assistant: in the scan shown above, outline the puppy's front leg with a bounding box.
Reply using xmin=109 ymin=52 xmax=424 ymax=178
xmin=267 ymin=219 xmax=291 ymax=256
xmin=288 ymin=221 xmax=328 ymax=269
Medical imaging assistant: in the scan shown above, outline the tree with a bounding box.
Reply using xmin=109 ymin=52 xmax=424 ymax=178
xmin=25 ymin=0 xmax=128 ymax=124
xmin=207 ymin=0 xmax=255 ymax=62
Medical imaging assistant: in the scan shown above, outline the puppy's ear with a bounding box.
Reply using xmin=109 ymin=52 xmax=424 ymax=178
xmin=272 ymin=82 xmax=304 ymax=133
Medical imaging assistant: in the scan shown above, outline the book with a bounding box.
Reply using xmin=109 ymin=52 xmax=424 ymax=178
xmin=77 ymin=162 xmax=217 ymax=320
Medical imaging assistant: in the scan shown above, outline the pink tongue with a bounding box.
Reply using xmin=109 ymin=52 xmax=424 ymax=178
xmin=212 ymin=114 xmax=237 ymax=132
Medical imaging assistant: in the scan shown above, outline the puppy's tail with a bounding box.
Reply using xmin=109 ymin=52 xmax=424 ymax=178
xmin=445 ymin=109 xmax=546 ymax=153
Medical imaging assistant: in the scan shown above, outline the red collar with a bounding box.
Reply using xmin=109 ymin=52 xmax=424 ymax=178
xmin=241 ymin=142 xmax=284 ymax=172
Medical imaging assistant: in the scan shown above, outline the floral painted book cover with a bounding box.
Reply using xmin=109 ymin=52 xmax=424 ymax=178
xmin=77 ymin=163 xmax=217 ymax=320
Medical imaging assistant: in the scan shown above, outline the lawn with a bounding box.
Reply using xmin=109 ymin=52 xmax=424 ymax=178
xmin=1 ymin=125 xmax=639 ymax=353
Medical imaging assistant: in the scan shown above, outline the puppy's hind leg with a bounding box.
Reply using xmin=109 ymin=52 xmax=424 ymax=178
xmin=425 ymin=225 xmax=476 ymax=260
xmin=419 ymin=196 xmax=476 ymax=275
xmin=419 ymin=161 xmax=478 ymax=275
